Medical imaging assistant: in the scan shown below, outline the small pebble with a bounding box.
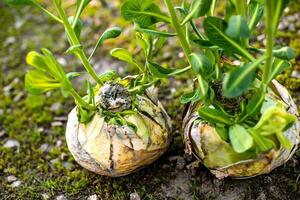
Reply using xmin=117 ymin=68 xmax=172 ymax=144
xmin=39 ymin=143 xmax=50 ymax=152
xmin=56 ymin=140 xmax=63 ymax=147
xmin=51 ymin=121 xmax=64 ymax=127
xmin=3 ymin=139 xmax=20 ymax=148
xmin=60 ymin=153 xmax=68 ymax=161
xmin=56 ymin=195 xmax=67 ymax=200
xmin=41 ymin=193 xmax=50 ymax=200
xmin=11 ymin=180 xmax=22 ymax=188
xmin=6 ymin=175 xmax=17 ymax=183
xmin=0 ymin=109 xmax=4 ymax=115
xmin=50 ymin=103 xmax=62 ymax=112
xmin=130 ymin=192 xmax=141 ymax=200
xmin=87 ymin=194 xmax=98 ymax=200
xmin=0 ymin=130 xmax=5 ymax=137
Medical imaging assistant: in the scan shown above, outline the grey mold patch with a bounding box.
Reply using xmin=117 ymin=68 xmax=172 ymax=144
xmin=97 ymin=82 xmax=132 ymax=112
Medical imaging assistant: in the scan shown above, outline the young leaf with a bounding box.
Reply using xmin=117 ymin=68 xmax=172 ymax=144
xmin=245 ymin=93 xmax=265 ymax=118
xmin=121 ymin=0 xmax=170 ymax=27
xmin=181 ymin=89 xmax=200 ymax=104
xmin=137 ymin=28 xmax=176 ymax=37
xmin=223 ymin=56 xmax=266 ymax=98
xmin=225 ymin=15 xmax=251 ymax=39
xmin=98 ymin=70 xmax=118 ymax=83
xmin=147 ymin=61 xmax=177 ymax=78
xmin=60 ymin=79 xmax=71 ymax=97
xmin=66 ymin=72 xmax=81 ymax=81
xmin=65 ymin=44 xmax=83 ymax=55
xmin=229 ymin=124 xmax=253 ymax=153
xmin=248 ymin=1 xmax=264 ymax=30
xmin=203 ymin=17 xmax=254 ymax=61
xmin=269 ymin=58 xmax=290 ymax=81
xmin=273 ymin=47 xmax=295 ymax=60
xmin=89 ymin=27 xmax=122 ymax=60
xmin=26 ymin=51 xmax=48 ymax=71
xmin=190 ymin=53 xmax=212 ymax=75
xmin=4 ymin=0 xmax=34 ymax=6
xmin=249 ymin=130 xmax=276 ymax=152
xmin=86 ymin=80 xmax=95 ymax=105
xmin=181 ymin=0 xmax=212 ymax=25
xmin=68 ymin=16 xmax=83 ymax=39
xmin=110 ymin=48 xmax=138 ymax=66
xmin=198 ymin=107 xmax=234 ymax=125
xmin=25 ymin=70 xmax=60 ymax=95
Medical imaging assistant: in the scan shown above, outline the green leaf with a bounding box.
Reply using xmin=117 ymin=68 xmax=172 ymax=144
xmin=98 ymin=70 xmax=118 ymax=83
xmin=89 ymin=27 xmax=122 ymax=60
xmin=4 ymin=0 xmax=34 ymax=6
xmin=98 ymin=27 xmax=122 ymax=45
xmin=75 ymin=0 xmax=91 ymax=16
xmin=147 ymin=61 xmax=177 ymax=78
xmin=65 ymin=44 xmax=83 ymax=55
xmin=253 ymin=107 xmax=296 ymax=149
xmin=86 ymin=80 xmax=94 ymax=105
xmin=229 ymin=124 xmax=253 ymax=153
xmin=25 ymin=70 xmax=60 ymax=95
xmin=269 ymin=58 xmax=290 ymax=81
xmin=249 ymin=129 xmax=276 ymax=152
xmin=190 ymin=53 xmax=212 ymax=75
xmin=181 ymin=0 xmax=212 ymax=25
xmin=248 ymin=1 xmax=264 ymax=30
xmin=245 ymin=93 xmax=265 ymax=117
xmin=110 ymin=48 xmax=138 ymax=66
xmin=66 ymin=72 xmax=81 ymax=81
xmin=223 ymin=56 xmax=266 ymax=98
xmin=225 ymin=15 xmax=250 ymax=39
xmin=180 ymin=90 xmax=198 ymax=104
xmin=121 ymin=0 xmax=170 ymax=27
xmin=68 ymin=16 xmax=83 ymax=39
xmin=41 ymin=48 xmax=65 ymax=79
xmin=137 ymin=28 xmax=176 ymax=37
xmin=203 ymin=17 xmax=254 ymax=61
xmin=191 ymin=39 xmax=215 ymax=48
xmin=136 ymin=32 xmax=149 ymax=53
xmin=26 ymin=51 xmax=48 ymax=71
xmin=273 ymin=47 xmax=295 ymax=60
xmin=198 ymin=107 xmax=234 ymax=125
xmin=60 ymin=79 xmax=71 ymax=97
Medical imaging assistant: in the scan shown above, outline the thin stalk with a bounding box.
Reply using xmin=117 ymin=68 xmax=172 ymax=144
xmin=53 ymin=1 xmax=102 ymax=85
xmin=70 ymin=88 xmax=96 ymax=110
xmin=32 ymin=1 xmax=62 ymax=23
xmin=72 ymin=0 xmax=84 ymax=28
xmin=262 ymin=0 xmax=274 ymax=89
xmin=164 ymin=0 xmax=192 ymax=63
xmin=209 ymin=0 xmax=217 ymax=16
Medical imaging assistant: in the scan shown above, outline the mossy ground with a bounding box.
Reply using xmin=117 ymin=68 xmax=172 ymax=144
xmin=0 ymin=1 xmax=299 ymax=200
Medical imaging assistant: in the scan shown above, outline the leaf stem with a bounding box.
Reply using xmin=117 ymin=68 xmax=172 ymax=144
xmin=262 ymin=0 xmax=274 ymax=89
xmin=70 ymin=88 xmax=96 ymax=110
xmin=32 ymin=1 xmax=62 ymax=23
xmin=53 ymin=1 xmax=102 ymax=85
xmin=164 ymin=0 xmax=192 ymax=63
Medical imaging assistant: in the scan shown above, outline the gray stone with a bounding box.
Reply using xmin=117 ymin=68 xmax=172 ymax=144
xmin=0 ymin=130 xmax=5 ymax=137
xmin=87 ymin=194 xmax=98 ymax=200
xmin=41 ymin=193 xmax=50 ymax=200
xmin=56 ymin=195 xmax=67 ymax=200
xmin=6 ymin=175 xmax=17 ymax=183
xmin=130 ymin=192 xmax=141 ymax=200
xmin=11 ymin=180 xmax=22 ymax=188
xmin=39 ymin=143 xmax=50 ymax=152
xmin=51 ymin=121 xmax=64 ymax=127
xmin=3 ymin=139 xmax=20 ymax=148
xmin=50 ymin=103 xmax=62 ymax=112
